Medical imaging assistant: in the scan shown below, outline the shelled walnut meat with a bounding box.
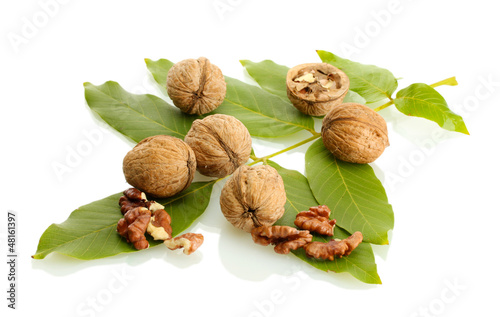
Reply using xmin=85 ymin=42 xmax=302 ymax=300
xmin=184 ymin=114 xmax=252 ymax=178
xmin=117 ymin=188 xmax=203 ymax=254
xmin=294 ymin=205 xmax=336 ymax=236
xmin=123 ymin=135 xmax=196 ymax=198
xmin=304 ymin=231 xmax=363 ymax=260
xmin=321 ymin=103 xmax=389 ymax=164
xmin=251 ymin=225 xmax=312 ymax=255
xmin=220 ymin=165 xmax=286 ymax=232
xmin=166 ymin=57 xmax=226 ymax=115
xmin=286 ymin=63 xmax=349 ymax=116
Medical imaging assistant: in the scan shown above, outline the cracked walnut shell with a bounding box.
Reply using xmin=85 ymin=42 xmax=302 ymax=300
xmin=321 ymin=103 xmax=389 ymax=164
xmin=166 ymin=57 xmax=226 ymax=115
xmin=286 ymin=63 xmax=349 ymax=116
xmin=184 ymin=114 xmax=252 ymax=178
xmin=220 ymin=165 xmax=286 ymax=233
xmin=123 ymin=135 xmax=196 ymax=198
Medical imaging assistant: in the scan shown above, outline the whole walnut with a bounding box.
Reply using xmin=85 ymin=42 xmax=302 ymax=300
xmin=321 ymin=103 xmax=389 ymax=164
xmin=166 ymin=57 xmax=226 ymax=115
xmin=286 ymin=63 xmax=349 ymax=116
xmin=220 ymin=165 xmax=286 ymax=232
xmin=123 ymin=135 xmax=196 ymax=198
xmin=184 ymin=114 xmax=252 ymax=178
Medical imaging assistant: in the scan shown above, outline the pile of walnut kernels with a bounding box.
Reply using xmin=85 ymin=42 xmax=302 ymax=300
xmin=117 ymin=57 xmax=389 ymax=259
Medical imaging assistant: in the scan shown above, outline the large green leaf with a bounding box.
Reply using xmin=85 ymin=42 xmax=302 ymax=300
xmin=305 ymin=140 xmax=394 ymax=245
xmin=33 ymin=181 xmax=215 ymax=260
xmin=84 ymin=81 xmax=197 ymax=142
xmin=268 ymin=161 xmax=381 ymax=284
xmin=317 ymin=50 xmax=397 ymax=104
xmin=145 ymin=58 xmax=315 ymax=137
xmin=240 ymin=59 xmax=366 ymax=105
xmin=240 ymin=59 xmax=289 ymax=101
xmin=394 ymin=83 xmax=469 ymax=135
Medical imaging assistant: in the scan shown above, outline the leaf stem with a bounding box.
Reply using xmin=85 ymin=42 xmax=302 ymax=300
xmin=250 ymin=134 xmax=321 ymax=165
xmin=429 ymin=76 xmax=458 ymax=88
xmin=373 ymin=100 xmax=394 ymax=112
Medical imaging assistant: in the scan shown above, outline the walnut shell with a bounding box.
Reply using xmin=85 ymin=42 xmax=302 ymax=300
xmin=286 ymin=63 xmax=349 ymax=116
xmin=166 ymin=57 xmax=226 ymax=115
xmin=220 ymin=165 xmax=286 ymax=233
xmin=321 ymin=103 xmax=389 ymax=164
xmin=184 ymin=114 xmax=252 ymax=178
xmin=123 ymin=135 xmax=196 ymax=198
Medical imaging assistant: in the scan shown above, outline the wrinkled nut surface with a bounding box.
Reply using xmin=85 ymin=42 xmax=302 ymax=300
xmin=184 ymin=114 xmax=252 ymax=178
xmin=294 ymin=205 xmax=337 ymax=236
xmin=251 ymin=225 xmax=313 ymax=255
xmin=220 ymin=165 xmax=286 ymax=232
xmin=117 ymin=207 xmax=151 ymax=250
xmin=123 ymin=135 xmax=196 ymax=198
xmin=166 ymin=57 xmax=226 ymax=115
xmin=164 ymin=233 xmax=204 ymax=255
xmin=147 ymin=209 xmax=173 ymax=240
xmin=304 ymin=231 xmax=363 ymax=260
xmin=119 ymin=188 xmax=148 ymax=215
xmin=321 ymin=103 xmax=389 ymax=164
xmin=286 ymin=63 xmax=349 ymax=116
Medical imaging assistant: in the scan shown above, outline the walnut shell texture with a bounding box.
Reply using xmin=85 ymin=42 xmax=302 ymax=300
xmin=184 ymin=114 xmax=252 ymax=178
xmin=220 ymin=165 xmax=286 ymax=233
xmin=166 ymin=57 xmax=226 ymax=115
xmin=286 ymin=63 xmax=349 ymax=116
xmin=123 ymin=135 xmax=196 ymax=198
xmin=321 ymin=103 xmax=389 ymax=164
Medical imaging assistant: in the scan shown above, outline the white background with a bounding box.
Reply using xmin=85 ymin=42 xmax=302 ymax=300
xmin=1 ymin=0 xmax=499 ymax=316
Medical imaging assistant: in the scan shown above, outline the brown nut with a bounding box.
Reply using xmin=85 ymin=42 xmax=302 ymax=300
xmin=147 ymin=209 xmax=173 ymax=240
xmin=321 ymin=103 xmax=389 ymax=164
xmin=166 ymin=57 xmax=226 ymax=115
xmin=184 ymin=114 xmax=252 ymax=178
xmin=123 ymin=135 xmax=196 ymax=198
xmin=220 ymin=165 xmax=286 ymax=232
xmin=294 ymin=205 xmax=337 ymax=236
xmin=251 ymin=225 xmax=313 ymax=255
xmin=117 ymin=207 xmax=152 ymax=250
xmin=304 ymin=231 xmax=363 ymax=260
xmin=286 ymin=63 xmax=349 ymax=116
xmin=164 ymin=233 xmax=204 ymax=255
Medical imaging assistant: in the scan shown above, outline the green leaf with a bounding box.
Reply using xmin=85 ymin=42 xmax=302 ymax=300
xmin=269 ymin=161 xmax=381 ymax=284
xmin=305 ymin=139 xmax=394 ymax=245
xmin=145 ymin=58 xmax=315 ymax=137
xmin=343 ymin=90 xmax=367 ymax=104
xmin=394 ymin=83 xmax=469 ymax=135
xmin=317 ymin=50 xmax=398 ymax=104
xmin=33 ymin=181 xmax=215 ymax=260
xmin=240 ymin=59 xmax=367 ymax=106
xmin=240 ymin=59 xmax=289 ymax=101
xmin=84 ymin=81 xmax=197 ymax=142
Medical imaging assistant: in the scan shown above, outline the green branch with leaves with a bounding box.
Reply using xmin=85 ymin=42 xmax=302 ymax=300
xmin=33 ymin=50 xmax=467 ymax=285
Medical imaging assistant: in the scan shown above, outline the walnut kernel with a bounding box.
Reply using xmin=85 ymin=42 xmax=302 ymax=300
xmin=321 ymin=103 xmax=389 ymax=164
xmin=184 ymin=114 xmax=252 ymax=178
xmin=286 ymin=63 xmax=349 ymax=116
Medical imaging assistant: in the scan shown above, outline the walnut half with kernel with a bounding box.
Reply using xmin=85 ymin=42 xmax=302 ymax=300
xmin=286 ymin=63 xmax=349 ymax=116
